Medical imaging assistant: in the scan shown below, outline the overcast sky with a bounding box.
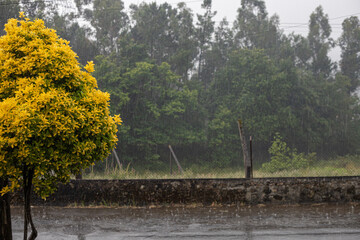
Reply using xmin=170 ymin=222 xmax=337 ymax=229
xmin=122 ymin=0 xmax=360 ymax=61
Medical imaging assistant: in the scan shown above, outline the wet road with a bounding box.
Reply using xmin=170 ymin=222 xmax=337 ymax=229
xmin=11 ymin=203 xmax=360 ymax=239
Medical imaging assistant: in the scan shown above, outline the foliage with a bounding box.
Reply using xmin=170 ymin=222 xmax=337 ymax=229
xmin=95 ymin=55 xmax=202 ymax=167
xmin=207 ymin=105 xmax=238 ymax=166
xmin=262 ymin=133 xmax=315 ymax=173
xmin=0 ymin=0 xmax=20 ymax=36
xmin=339 ymin=16 xmax=360 ymax=93
xmin=307 ymin=6 xmax=334 ymax=78
xmin=196 ymin=0 xmax=216 ymax=85
xmin=233 ymin=0 xmax=280 ymax=55
xmin=89 ymin=0 xmax=128 ymax=55
xmin=0 ymin=14 xmax=121 ymax=198
xmin=207 ymin=49 xmax=303 ymax=164
xmin=3 ymin=0 xmax=360 ymax=171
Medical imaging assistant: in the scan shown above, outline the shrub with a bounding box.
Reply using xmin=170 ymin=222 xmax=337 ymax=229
xmin=262 ymin=133 xmax=315 ymax=173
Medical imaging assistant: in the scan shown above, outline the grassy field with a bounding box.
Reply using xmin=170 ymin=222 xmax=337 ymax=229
xmin=83 ymin=155 xmax=360 ymax=179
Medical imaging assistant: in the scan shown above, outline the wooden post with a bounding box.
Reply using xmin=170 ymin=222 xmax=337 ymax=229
xmin=169 ymin=150 xmax=173 ymax=175
xmin=112 ymin=149 xmax=122 ymax=169
xmin=168 ymin=145 xmax=184 ymax=174
xmin=237 ymin=120 xmax=252 ymax=179
xmin=249 ymin=136 xmax=253 ymax=178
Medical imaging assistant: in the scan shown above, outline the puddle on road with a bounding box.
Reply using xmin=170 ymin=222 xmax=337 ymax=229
xmin=11 ymin=203 xmax=360 ymax=240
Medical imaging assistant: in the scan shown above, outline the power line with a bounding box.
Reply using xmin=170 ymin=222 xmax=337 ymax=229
xmin=231 ymin=12 xmax=360 ymax=41
xmin=281 ymin=23 xmax=342 ymax=25
xmin=281 ymin=12 xmax=360 ymax=31
xmin=329 ymin=12 xmax=360 ymax=21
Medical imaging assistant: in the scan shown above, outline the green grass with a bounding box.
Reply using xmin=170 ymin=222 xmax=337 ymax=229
xmin=256 ymin=155 xmax=360 ymax=178
xmin=83 ymin=155 xmax=360 ymax=179
xmin=84 ymin=167 xmax=247 ymax=179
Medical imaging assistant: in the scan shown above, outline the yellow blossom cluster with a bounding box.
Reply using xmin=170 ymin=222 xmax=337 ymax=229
xmin=0 ymin=13 xmax=121 ymax=197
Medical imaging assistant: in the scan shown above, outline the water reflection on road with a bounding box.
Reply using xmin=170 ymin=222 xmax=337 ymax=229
xmin=11 ymin=203 xmax=360 ymax=239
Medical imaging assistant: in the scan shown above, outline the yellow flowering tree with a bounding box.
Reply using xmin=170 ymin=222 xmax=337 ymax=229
xmin=0 ymin=13 xmax=121 ymax=239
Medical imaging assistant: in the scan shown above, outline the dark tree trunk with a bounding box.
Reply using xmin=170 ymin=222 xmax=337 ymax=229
xmin=23 ymin=167 xmax=37 ymax=240
xmin=0 ymin=177 xmax=13 ymax=240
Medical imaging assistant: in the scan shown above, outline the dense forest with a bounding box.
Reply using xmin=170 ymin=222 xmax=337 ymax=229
xmin=1 ymin=0 xmax=360 ymax=170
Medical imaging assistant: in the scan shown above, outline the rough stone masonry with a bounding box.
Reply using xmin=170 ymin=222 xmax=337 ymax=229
xmin=11 ymin=176 xmax=360 ymax=206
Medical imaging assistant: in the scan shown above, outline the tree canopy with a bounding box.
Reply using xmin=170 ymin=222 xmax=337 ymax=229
xmin=1 ymin=0 xmax=360 ymax=169
xmin=0 ymin=12 xmax=121 ymax=239
xmin=0 ymin=12 xmax=121 ymax=197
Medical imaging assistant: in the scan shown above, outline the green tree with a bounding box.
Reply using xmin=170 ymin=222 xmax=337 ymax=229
xmin=339 ymin=16 xmax=360 ymax=93
xmin=20 ymin=0 xmax=46 ymax=19
xmin=315 ymin=73 xmax=360 ymax=156
xmin=168 ymin=2 xmax=198 ymax=81
xmin=93 ymin=29 xmax=206 ymax=167
xmin=0 ymin=14 xmax=121 ymax=239
xmin=262 ymin=133 xmax=314 ymax=173
xmin=94 ymin=34 xmax=149 ymax=115
xmin=307 ymin=5 xmax=334 ymax=78
xmin=233 ymin=0 xmax=281 ymax=57
xmin=208 ymin=49 xmax=297 ymax=163
xmin=0 ymin=0 xmax=20 ymax=36
xmin=129 ymin=1 xmax=198 ymax=83
xmin=195 ymin=0 xmax=216 ymax=87
xmin=200 ymin=18 xmax=234 ymax=90
xmin=207 ymin=105 xmax=238 ymax=166
xmin=286 ymin=33 xmax=312 ymax=69
xmin=96 ymin=59 xmax=200 ymax=168
xmin=207 ymin=47 xmax=338 ymax=162
xmin=130 ymin=2 xmax=176 ymax=63
xmin=88 ymin=0 xmax=128 ymax=55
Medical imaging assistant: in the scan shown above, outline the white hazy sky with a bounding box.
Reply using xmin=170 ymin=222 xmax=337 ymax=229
xmin=122 ymin=0 xmax=360 ymax=61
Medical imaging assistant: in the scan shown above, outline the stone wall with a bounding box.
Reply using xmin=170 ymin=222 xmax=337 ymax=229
xmin=11 ymin=176 xmax=360 ymax=206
